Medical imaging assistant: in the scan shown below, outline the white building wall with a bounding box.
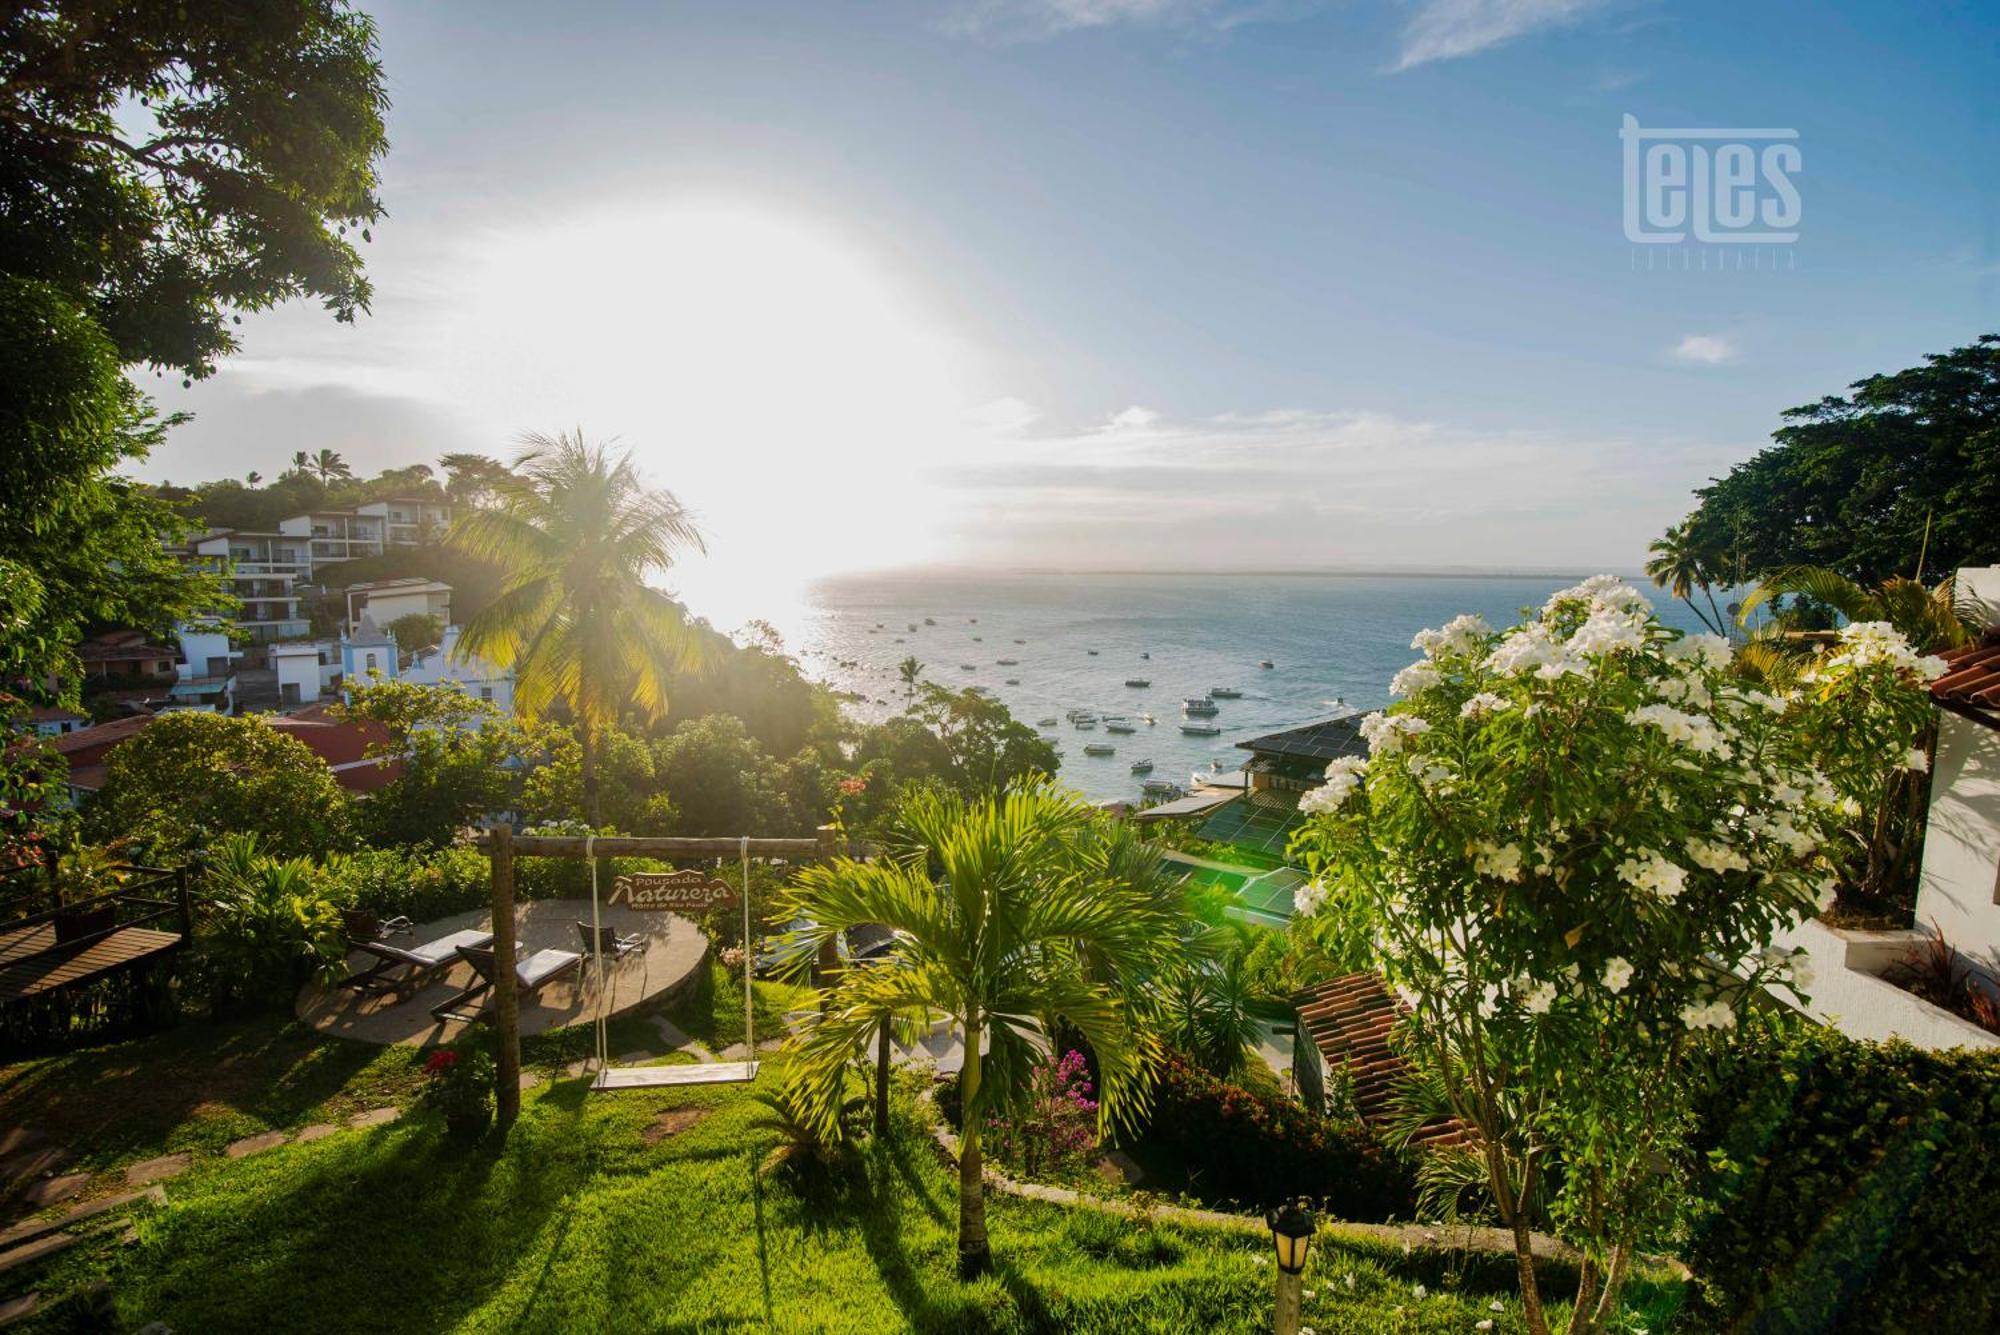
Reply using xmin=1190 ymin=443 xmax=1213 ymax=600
xmin=175 ymin=627 xmax=238 ymax=679
xmin=1913 ymin=565 xmax=2000 ymax=977
xmin=404 ymin=626 xmax=514 ymax=712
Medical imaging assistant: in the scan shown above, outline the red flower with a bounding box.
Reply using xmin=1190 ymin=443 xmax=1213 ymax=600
xmin=425 ymin=1050 xmax=461 ymax=1075
xmin=839 ymin=777 xmax=868 ymax=796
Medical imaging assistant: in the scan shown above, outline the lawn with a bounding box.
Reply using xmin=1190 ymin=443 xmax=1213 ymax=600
xmin=1 ymin=1021 xmax=1681 ymax=1333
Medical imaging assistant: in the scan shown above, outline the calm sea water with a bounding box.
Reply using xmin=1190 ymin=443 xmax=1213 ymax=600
xmin=778 ymin=571 xmax=1713 ymax=803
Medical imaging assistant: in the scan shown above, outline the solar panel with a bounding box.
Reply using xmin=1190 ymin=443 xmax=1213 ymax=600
xmin=1235 ymin=716 xmax=1368 ymax=765
xmin=1195 ymin=794 xmax=1309 ymax=860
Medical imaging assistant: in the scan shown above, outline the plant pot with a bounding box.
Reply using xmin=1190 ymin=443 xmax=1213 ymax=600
xmin=445 ymin=1106 xmax=492 ymax=1142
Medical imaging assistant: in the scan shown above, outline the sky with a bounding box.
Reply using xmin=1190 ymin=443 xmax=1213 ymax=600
xmin=134 ymin=0 xmax=1998 ymax=623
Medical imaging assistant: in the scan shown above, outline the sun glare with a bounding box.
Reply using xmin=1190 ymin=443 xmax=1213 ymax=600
xmin=439 ymin=203 xmax=972 ymax=628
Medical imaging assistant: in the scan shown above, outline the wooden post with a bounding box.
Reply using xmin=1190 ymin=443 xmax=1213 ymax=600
xmin=490 ymin=824 xmax=521 ymax=1132
xmin=174 ymin=865 xmax=194 ymax=939
xmin=814 ymin=824 xmax=841 ymax=1003
xmin=1274 ymin=1268 xmax=1302 ymax=1335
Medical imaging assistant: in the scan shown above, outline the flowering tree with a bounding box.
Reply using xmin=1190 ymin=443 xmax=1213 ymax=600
xmin=1290 ymin=577 xmax=1838 ymax=1335
xmin=984 ymin=1050 xmax=1101 ymax=1180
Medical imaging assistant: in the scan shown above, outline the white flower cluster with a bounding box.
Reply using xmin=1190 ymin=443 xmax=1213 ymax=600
xmin=1602 ymin=957 xmax=1634 ymax=994
xmin=1758 ymin=944 xmax=1815 ymax=991
xmin=1824 ymin=620 xmax=1949 ymax=681
xmin=1905 ymin=747 xmax=1930 ymax=774
xmin=1460 ymin=691 xmax=1508 ymax=719
xmin=1300 ymin=756 xmax=1368 ymax=814
xmin=1293 ymin=878 xmax=1328 ymax=917
xmin=1568 ymin=604 xmax=1651 ymax=658
xmin=1545 ymin=574 xmax=1653 ymax=615
xmin=1684 ymin=837 xmax=1750 ymax=874
xmin=1411 ymin=612 xmax=1492 ymax=659
xmin=1517 ymin=976 xmax=1557 ymax=1015
xmin=1484 ymin=623 xmax=1586 ymax=680
xmin=1680 ymin=997 xmax=1737 ymax=1031
xmin=1389 ymin=659 xmax=1442 ymax=698
xmin=1359 ymin=711 xmax=1430 ymax=757
xmin=1627 ymin=703 xmax=1734 ymax=757
xmin=1663 ymin=632 xmax=1732 ymax=670
xmin=1616 ymin=849 xmax=1689 ymax=901
xmin=1471 ymin=841 xmax=1525 ymax=883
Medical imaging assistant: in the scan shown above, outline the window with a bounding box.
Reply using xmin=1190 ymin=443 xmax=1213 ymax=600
xmin=480 ymin=686 xmax=494 ymax=701
xmin=364 ymin=652 xmax=378 ymax=672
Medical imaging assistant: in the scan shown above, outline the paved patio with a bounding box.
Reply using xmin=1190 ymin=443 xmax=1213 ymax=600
xmin=295 ymin=898 xmax=706 ymax=1046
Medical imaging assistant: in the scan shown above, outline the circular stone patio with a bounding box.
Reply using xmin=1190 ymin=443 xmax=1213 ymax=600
xmin=296 ymin=898 xmax=708 ymax=1046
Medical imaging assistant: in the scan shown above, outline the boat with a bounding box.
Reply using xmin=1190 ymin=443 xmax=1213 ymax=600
xmin=908 ymin=623 xmax=919 ymax=632
xmin=1130 ymin=759 xmax=1154 ymax=774
xmin=924 ymin=617 xmax=936 ymax=625
xmin=1073 ymin=718 xmax=1097 ymax=730
xmin=1013 ymin=639 xmax=1026 ymax=645
xmin=1004 ymin=678 xmax=1020 ymax=685
xmin=1105 ymin=720 xmax=1137 ymax=734
xmin=1182 ymin=697 xmax=1219 ymax=715
xmin=1065 ymin=708 xmax=1096 ymax=721
xmin=1210 ymin=687 xmax=1243 ymax=699
xmin=1180 ymin=722 xmax=1222 ymax=737
xmin=1141 ymin=778 xmax=1183 ymax=798
xmin=1140 ymin=713 xmax=1157 ymax=725
xmin=960 ymin=663 xmax=977 ymax=671
xmin=1083 ymin=743 xmax=1115 ymax=757
xmin=970 ymin=617 xmax=978 ymax=623
xmin=1124 ymin=678 xmax=1151 ymax=688
xmin=997 ymin=658 xmax=1019 ymax=665
xmin=1140 ymin=651 xmax=1150 ymax=659
xmin=972 ymin=636 xmax=982 ymax=641
xmin=1086 ymin=649 xmax=1099 ymax=656
xmin=1259 ymin=660 xmax=1274 ymax=669
xmin=1037 ymin=716 xmax=1058 ymax=727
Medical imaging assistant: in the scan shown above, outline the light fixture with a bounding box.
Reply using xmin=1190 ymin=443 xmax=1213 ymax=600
xmin=1266 ymin=1197 xmax=1315 ymax=1276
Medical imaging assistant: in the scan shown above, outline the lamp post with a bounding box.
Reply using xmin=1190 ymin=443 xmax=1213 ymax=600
xmin=1266 ymin=1197 xmax=1315 ymax=1335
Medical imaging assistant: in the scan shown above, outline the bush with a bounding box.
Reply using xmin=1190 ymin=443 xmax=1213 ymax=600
xmin=319 ymin=844 xmax=490 ymax=924
xmin=1684 ymin=1021 xmax=2000 ymax=1333
xmin=195 ymin=835 xmax=349 ymax=1011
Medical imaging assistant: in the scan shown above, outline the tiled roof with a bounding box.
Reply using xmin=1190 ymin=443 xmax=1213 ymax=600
xmin=49 ymin=707 xmax=401 ymax=793
xmin=1294 ymin=972 xmax=1469 ymax=1148
xmin=1932 ymin=635 xmax=2000 ymax=729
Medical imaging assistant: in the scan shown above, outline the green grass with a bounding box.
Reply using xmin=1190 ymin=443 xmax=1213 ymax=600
xmin=660 ymin=959 xmax=812 ymax=1050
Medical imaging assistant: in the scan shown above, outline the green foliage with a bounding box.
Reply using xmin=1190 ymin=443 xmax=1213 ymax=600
xmin=651 ymin=714 xmax=797 ymax=835
xmin=84 ymin=712 xmax=352 ymax=861
xmin=1673 ymin=333 xmax=2000 ymax=586
xmin=1139 ymin=1049 xmax=1415 ymax=1220
xmin=0 ymin=0 xmax=389 ymax=377
xmin=1684 ymin=1021 xmax=2000 ymax=1334
xmin=195 ymin=835 xmax=348 ymax=1011
xmin=0 ymin=691 xmax=66 ymax=878
xmin=1155 ymin=925 xmax=1291 ymax=1081
xmin=318 ymin=843 xmax=490 ymax=925
xmin=383 ymin=611 xmax=444 ymax=654
xmin=333 ymin=677 xmax=528 ymax=847
xmin=416 ymin=1040 xmax=495 ymax=1132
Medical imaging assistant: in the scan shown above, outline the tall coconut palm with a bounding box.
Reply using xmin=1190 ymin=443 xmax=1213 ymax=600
xmin=1645 ymin=522 xmax=1728 ymax=636
xmin=896 ymin=655 xmax=923 ymax=703
xmin=781 ymin=785 xmax=1174 ymax=1277
xmin=312 ymin=448 xmax=352 ymax=484
xmin=449 ymin=431 xmax=707 ymax=826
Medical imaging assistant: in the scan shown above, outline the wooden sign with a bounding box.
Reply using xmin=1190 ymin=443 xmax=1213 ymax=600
xmin=610 ymin=869 xmax=738 ymax=912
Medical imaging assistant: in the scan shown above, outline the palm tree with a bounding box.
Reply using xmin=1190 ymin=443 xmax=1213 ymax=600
xmin=448 ymin=432 xmax=707 ymax=827
xmin=1737 ymin=565 xmax=1974 ymax=653
xmin=782 ymin=785 xmax=1174 ymax=1278
xmin=1158 ymin=924 xmax=1289 ymax=1082
xmin=897 ymin=656 xmax=923 ymax=704
xmin=1645 ymin=521 xmax=1728 ymax=636
xmin=244 ymin=471 xmax=262 ymax=486
xmin=289 ymin=450 xmax=312 ymax=478
xmin=312 ymin=448 xmax=352 ymax=484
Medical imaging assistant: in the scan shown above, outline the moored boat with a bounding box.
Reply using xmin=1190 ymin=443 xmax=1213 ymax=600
xmin=1141 ymin=778 xmax=1183 ymax=798
xmin=1210 ymin=687 xmax=1243 ymax=699
xmin=1130 ymin=759 xmax=1154 ymax=773
xmin=1180 ymin=721 xmax=1221 ymax=736
xmin=1124 ymin=677 xmax=1150 ymax=687
xmin=1083 ymin=743 xmax=1115 ymax=756
xmin=1182 ymin=696 xmax=1219 ymax=715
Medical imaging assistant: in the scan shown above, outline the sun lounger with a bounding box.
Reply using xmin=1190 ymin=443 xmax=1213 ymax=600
xmin=342 ymin=908 xmax=415 ymax=943
xmin=575 ymin=920 xmax=645 ymax=961
xmin=430 ymin=943 xmax=584 ymax=1021
xmin=339 ymin=927 xmax=495 ymax=997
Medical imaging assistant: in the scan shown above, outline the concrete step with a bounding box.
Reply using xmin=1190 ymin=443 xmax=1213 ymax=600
xmin=0 ymin=1186 xmax=165 ymax=1253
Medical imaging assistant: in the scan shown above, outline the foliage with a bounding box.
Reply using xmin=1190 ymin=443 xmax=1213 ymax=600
xmin=1739 ymin=565 xmax=1974 ymax=653
xmin=383 ymin=611 xmax=444 ymax=654
xmin=0 ymin=691 xmax=66 ymax=879
xmin=1139 ymin=1048 xmax=1415 ymax=1221
xmin=906 ymin=682 xmax=1062 ymax=797
xmin=196 ymin=834 xmax=348 ymax=1010
xmin=85 ymin=712 xmax=352 ymax=861
xmin=745 ymin=1073 xmax=859 ymax=1183
xmin=781 ymin=784 xmax=1177 ymax=1275
xmin=1291 ymin=576 xmax=1839 ymax=1334
xmin=1155 ymin=924 xmax=1291 ymax=1081
xmin=450 ymin=432 xmax=707 ymax=827
xmin=651 ymin=713 xmax=807 ymax=835
xmin=417 ymin=1042 xmax=495 ymax=1132
xmin=333 ymin=677 xmax=528 ymax=847
xmin=983 ymin=1049 xmax=1102 ymax=1181
xmin=1882 ymin=933 xmax=2000 ymax=1033
xmin=1644 ymin=519 xmax=1734 ymax=637
xmin=1670 ymin=334 xmax=2000 ymax=586
xmin=1684 ymin=1020 xmax=2000 ymax=1334
xmin=318 ymin=843 xmax=490 ymax=925
xmin=0 ymin=0 xmax=389 ymax=377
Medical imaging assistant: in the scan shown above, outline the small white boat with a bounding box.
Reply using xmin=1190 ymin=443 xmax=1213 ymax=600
xmin=1210 ymin=687 xmax=1243 ymax=699
xmin=1182 ymin=697 xmax=1219 ymax=716
xmin=1259 ymin=660 xmax=1274 ymax=669
xmin=1124 ymin=678 xmax=1151 ymax=688
xmin=1105 ymin=720 xmax=1136 ymax=735
xmin=1083 ymin=743 xmax=1115 ymax=757
xmin=1130 ymin=759 xmax=1154 ymax=774
xmin=1036 ymin=716 xmax=1059 ymax=727
xmin=1074 ymin=718 xmax=1097 ymax=730
xmin=972 ymin=636 xmax=983 ymax=642
xmin=1004 ymin=677 xmax=1020 ymax=685
xmin=1180 ymin=722 xmax=1222 ymax=737
xmin=1141 ymin=778 xmax=1183 ymax=798
xmin=1087 ymin=649 xmax=1100 ymax=656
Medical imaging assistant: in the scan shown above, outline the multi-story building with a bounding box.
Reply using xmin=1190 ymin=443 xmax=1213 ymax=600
xmin=275 ymin=497 xmax=451 ymax=565
xmin=182 ymin=531 xmax=314 ymax=644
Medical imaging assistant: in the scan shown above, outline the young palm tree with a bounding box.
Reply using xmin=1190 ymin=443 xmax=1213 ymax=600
xmin=448 ymin=431 xmax=707 ymax=826
xmin=1737 ymin=565 xmax=1974 ymax=653
xmin=1644 ymin=522 xmax=1728 ymax=635
xmin=782 ymin=786 xmax=1174 ymax=1278
xmin=897 ymin=655 xmax=923 ymax=703
xmin=289 ymin=450 xmax=312 ymax=478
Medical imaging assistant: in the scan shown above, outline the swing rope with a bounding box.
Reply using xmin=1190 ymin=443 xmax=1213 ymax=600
xmin=740 ymin=835 xmax=752 ymax=1056
xmin=589 ymin=831 xmax=607 ymax=1071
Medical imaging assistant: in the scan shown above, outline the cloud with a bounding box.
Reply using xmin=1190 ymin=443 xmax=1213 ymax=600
xmin=1669 ymin=334 xmax=1736 ymax=366
xmin=1394 ymin=0 xmax=1609 ymax=70
xmin=943 ymin=0 xmax=1320 ymax=41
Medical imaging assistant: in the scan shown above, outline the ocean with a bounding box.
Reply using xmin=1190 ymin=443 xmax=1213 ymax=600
xmin=771 ymin=571 xmax=1717 ymax=803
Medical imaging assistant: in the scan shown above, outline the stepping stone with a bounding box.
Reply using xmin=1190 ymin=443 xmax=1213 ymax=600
xmin=349 ymin=1107 xmax=400 ymax=1130
xmin=125 ymin=1154 xmax=190 ymax=1187
xmin=518 ymin=1071 xmax=543 ymax=1092
xmin=19 ymin=1174 xmax=86 ymax=1209
xmin=0 ymin=1230 xmax=77 ymax=1275
xmin=0 ymin=1149 xmax=67 ymax=1188
xmin=614 ymin=1050 xmax=652 ymax=1066
xmin=0 ymin=1293 xmax=38 ymax=1326
xmin=224 ymin=1132 xmax=288 ymax=1160
xmin=294 ymin=1124 xmax=340 ymax=1144
xmin=0 ymin=1130 xmax=45 ymax=1158
xmin=0 ymin=1187 xmax=164 ymax=1251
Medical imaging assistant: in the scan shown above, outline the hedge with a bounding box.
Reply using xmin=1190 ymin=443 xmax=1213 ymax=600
xmin=1684 ymin=1022 xmax=2000 ymax=1333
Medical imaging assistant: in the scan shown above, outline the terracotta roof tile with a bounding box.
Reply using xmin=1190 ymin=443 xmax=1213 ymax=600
xmin=1931 ymin=636 xmax=2000 ymax=728
xmin=1294 ymin=971 xmax=1471 ymax=1148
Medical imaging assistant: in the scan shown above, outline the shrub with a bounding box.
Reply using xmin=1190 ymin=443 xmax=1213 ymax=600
xmin=1684 ymin=1021 xmax=2000 ymax=1333
xmin=1139 ymin=1049 xmax=1414 ymax=1221
xmin=418 ymin=1040 xmax=495 ymax=1139
xmin=986 ymin=1050 xmax=1101 ymax=1181
xmin=319 ymin=844 xmax=490 ymax=924
xmin=196 ymin=835 xmax=348 ymax=1010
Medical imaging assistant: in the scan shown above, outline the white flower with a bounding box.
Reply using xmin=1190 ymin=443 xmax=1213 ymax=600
xmin=1546 ymin=574 xmax=1652 ymax=615
xmin=1406 ymin=755 xmax=1453 ymax=792
xmin=1476 ymin=1323 xmax=1495 ymax=1332
xmin=1602 ymin=957 xmax=1634 ymax=994
xmin=1490 ymin=1300 xmax=1505 ymax=1312
xmin=1485 ymin=623 xmax=1581 ymax=679
xmin=1915 ymin=654 xmax=1949 ymax=680
xmin=1460 ymin=691 xmax=1508 ymax=719
xmin=1569 ymin=606 xmax=1650 ymax=658
xmin=1664 ymin=632 xmax=1732 ymax=670
xmin=1412 ymin=1283 xmax=1427 ymax=1300
xmin=1471 ymin=841 xmax=1525 ymax=883
xmin=1906 ymin=747 xmax=1930 ymax=774
xmin=1359 ymin=711 xmax=1430 ymax=757
xmin=1827 ymin=621 xmax=1945 ymax=679
xmin=1293 ymin=879 xmax=1328 ymax=917
xmin=1518 ymin=977 xmax=1557 ymax=1015
xmin=1616 ymin=850 xmax=1689 ymax=901
xmin=1301 ymin=755 xmax=1368 ymax=816
xmin=1390 ymin=659 xmax=1442 ymax=698
xmin=1788 ymin=950 xmax=1815 ymax=991
xmin=1345 ymin=1272 xmax=1357 ymax=1291
xmin=1685 ymin=838 xmax=1750 ymax=874
xmin=1411 ymin=613 xmax=1492 ymax=658
xmin=1680 ymin=998 xmax=1737 ymax=1031
xmin=1627 ymin=703 xmax=1732 ymax=756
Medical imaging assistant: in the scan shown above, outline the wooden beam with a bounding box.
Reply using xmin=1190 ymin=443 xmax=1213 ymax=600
xmin=490 ymin=824 xmax=521 ymax=1133
xmin=465 ymin=832 xmax=873 ymax=859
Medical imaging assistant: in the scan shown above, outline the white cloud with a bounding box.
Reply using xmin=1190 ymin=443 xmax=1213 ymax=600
xmin=1670 ymin=334 xmax=1736 ymax=365
xmin=1394 ymin=0 xmax=1609 ymax=70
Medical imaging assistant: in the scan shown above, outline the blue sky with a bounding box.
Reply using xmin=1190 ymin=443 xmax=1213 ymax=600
xmin=140 ymin=0 xmax=1998 ymax=614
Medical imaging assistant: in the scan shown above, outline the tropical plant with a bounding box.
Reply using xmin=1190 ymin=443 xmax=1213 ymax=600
xmin=1156 ymin=924 xmax=1289 ymax=1082
xmin=780 ymin=785 xmax=1175 ymax=1277
xmin=1644 ymin=520 xmax=1730 ymax=636
xmin=198 ymin=834 xmax=348 ymax=1008
xmin=897 ymin=656 xmax=923 ymax=702
xmin=438 ymin=452 xmax=513 ymax=509
xmin=1291 ymin=576 xmax=1838 ymax=1335
xmin=310 ymin=448 xmax=352 ymax=485
xmin=450 ymin=432 xmax=708 ymax=829
xmin=746 ymin=1074 xmax=857 ymax=1182
xmin=418 ymin=1043 xmax=497 ymax=1138
xmin=983 ymin=1049 xmax=1101 ymax=1180
xmin=1738 ymin=565 xmax=1973 ymax=654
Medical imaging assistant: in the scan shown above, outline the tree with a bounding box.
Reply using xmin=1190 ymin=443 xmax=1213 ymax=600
xmin=1291 ymin=578 xmax=1835 ymax=1334
xmin=450 ymin=433 xmax=707 ymax=830
xmin=1737 ymin=565 xmax=1973 ymax=654
xmin=1643 ymin=521 xmax=1729 ymax=636
xmin=333 ymin=676 xmax=523 ymax=848
xmin=439 ymin=453 xmax=512 ymax=509
xmin=85 ymin=713 xmax=352 ymax=861
xmin=0 ymin=0 xmax=389 ymax=378
xmin=650 ymin=714 xmax=786 ymax=835
xmin=897 ymin=656 xmax=923 ymax=702
xmin=908 ymin=683 xmax=1060 ymax=797
xmin=1669 ymin=334 xmax=2000 ymax=586
xmin=781 ymin=786 xmax=1174 ymax=1277
xmin=383 ymin=611 xmax=444 ymax=654
xmin=311 ymin=449 xmax=352 ymax=485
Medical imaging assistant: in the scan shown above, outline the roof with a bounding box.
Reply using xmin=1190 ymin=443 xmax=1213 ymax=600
xmin=348 ymin=577 xmax=452 ymax=594
xmin=1132 ymin=789 xmax=1242 ymax=823
xmin=25 ymin=705 xmax=87 ymax=723
xmin=1294 ymin=972 xmax=1468 ymax=1148
xmin=1235 ymin=714 xmax=1368 ymax=765
xmin=1194 ymin=789 xmax=1308 ymax=860
xmin=1932 ymin=634 xmax=2000 ymax=729
xmin=49 ymin=707 xmax=400 ymax=794
xmin=75 ymin=631 xmax=175 ymax=663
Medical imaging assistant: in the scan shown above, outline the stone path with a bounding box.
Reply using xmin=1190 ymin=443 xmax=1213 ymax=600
xmin=124 ymin=1154 xmax=189 ymax=1188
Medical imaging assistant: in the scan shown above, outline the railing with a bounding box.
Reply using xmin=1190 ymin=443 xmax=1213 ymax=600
xmin=0 ymin=864 xmax=195 ymax=949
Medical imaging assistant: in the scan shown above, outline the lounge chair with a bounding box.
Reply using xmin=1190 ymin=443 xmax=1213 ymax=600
xmin=339 ymin=927 xmax=495 ymax=997
xmin=342 ymin=908 xmax=415 ymax=944
xmin=430 ymin=943 xmax=584 ymax=1022
xmin=574 ymin=920 xmax=645 ymax=962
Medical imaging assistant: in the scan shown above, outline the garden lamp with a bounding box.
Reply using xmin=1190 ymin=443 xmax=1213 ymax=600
xmin=1266 ymin=1198 xmax=1315 ymax=1275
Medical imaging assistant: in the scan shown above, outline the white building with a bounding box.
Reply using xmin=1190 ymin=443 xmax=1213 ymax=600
xmin=271 ymin=640 xmax=344 ymax=707
xmin=180 ymin=531 xmax=313 ymax=644
xmin=344 ymin=577 xmax=453 ymax=638
xmin=404 ymin=625 xmax=514 ymax=712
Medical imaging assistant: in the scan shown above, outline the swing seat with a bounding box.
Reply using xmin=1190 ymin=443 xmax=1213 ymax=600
xmin=592 ymin=1060 xmax=759 ymax=1090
